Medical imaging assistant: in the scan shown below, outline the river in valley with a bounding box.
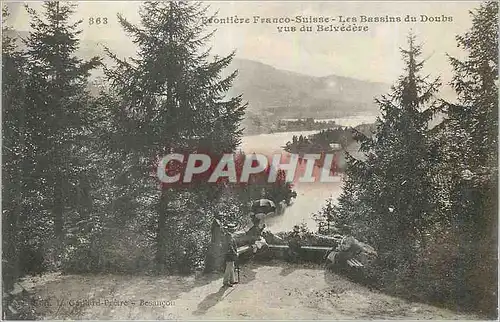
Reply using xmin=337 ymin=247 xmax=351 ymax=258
xmin=240 ymin=114 xmax=377 ymax=232
xmin=240 ymin=130 xmax=343 ymax=233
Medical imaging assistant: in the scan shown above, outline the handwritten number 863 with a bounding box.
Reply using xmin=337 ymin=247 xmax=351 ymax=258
xmin=89 ymin=17 xmax=108 ymax=25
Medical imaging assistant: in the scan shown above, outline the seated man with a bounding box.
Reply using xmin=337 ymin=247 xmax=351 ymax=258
xmin=326 ymin=235 xmax=363 ymax=268
xmin=338 ymin=236 xmax=362 ymax=256
xmin=246 ymin=219 xmax=268 ymax=254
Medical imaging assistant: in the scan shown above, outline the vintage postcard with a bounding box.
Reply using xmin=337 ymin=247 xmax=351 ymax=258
xmin=2 ymin=0 xmax=498 ymax=320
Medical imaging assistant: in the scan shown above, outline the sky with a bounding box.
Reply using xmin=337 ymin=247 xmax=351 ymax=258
xmin=5 ymin=1 xmax=482 ymax=84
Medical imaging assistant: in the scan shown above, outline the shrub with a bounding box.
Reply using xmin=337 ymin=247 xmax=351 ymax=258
xmin=61 ymin=228 xmax=155 ymax=274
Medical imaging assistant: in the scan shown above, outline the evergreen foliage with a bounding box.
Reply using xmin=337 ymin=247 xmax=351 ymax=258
xmin=329 ymin=4 xmax=498 ymax=316
xmin=2 ymin=5 xmax=28 ymax=291
xmin=1 ymin=1 xmax=497 ymax=318
xmin=439 ymin=1 xmax=498 ymax=314
xmin=101 ymin=1 xmax=246 ymax=272
xmin=335 ymin=35 xmax=440 ymax=255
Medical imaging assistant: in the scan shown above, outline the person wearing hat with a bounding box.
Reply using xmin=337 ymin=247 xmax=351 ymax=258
xmin=250 ymin=188 xmax=275 ymax=228
xmin=223 ymin=223 xmax=238 ymax=287
xmin=287 ymin=225 xmax=303 ymax=262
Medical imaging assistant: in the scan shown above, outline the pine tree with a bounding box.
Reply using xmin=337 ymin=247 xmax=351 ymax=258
xmin=442 ymin=1 xmax=498 ymax=315
xmin=104 ymin=1 xmax=246 ymax=271
xmin=22 ymin=1 xmax=100 ymax=255
xmin=313 ymin=198 xmax=337 ymax=234
xmin=339 ymin=35 xmax=441 ymax=260
xmin=334 ymin=151 xmax=367 ymax=237
xmin=2 ymin=5 xmax=27 ymax=293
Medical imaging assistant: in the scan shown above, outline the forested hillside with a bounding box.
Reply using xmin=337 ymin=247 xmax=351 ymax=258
xmin=315 ymin=2 xmax=498 ymax=317
xmin=2 ymin=1 xmax=497 ymax=320
xmin=2 ymin=0 xmax=293 ymax=297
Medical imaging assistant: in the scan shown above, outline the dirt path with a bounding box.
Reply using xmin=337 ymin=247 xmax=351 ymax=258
xmin=22 ymin=261 xmax=478 ymax=320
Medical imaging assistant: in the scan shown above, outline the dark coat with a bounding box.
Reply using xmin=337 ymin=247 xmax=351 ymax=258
xmin=288 ymin=232 xmax=302 ymax=251
xmin=224 ymin=234 xmax=238 ymax=262
xmin=246 ymin=225 xmax=264 ymax=243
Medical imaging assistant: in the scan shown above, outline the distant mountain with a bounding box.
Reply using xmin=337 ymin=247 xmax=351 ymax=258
xmin=6 ymin=29 xmax=452 ymax=134
xmin=6 ymin=29 xmax=386 ymax=117
xmin=4 ymin=29 xmax=388 ymax=134
xmin=225 ymin=58 xmax=390 ymax=120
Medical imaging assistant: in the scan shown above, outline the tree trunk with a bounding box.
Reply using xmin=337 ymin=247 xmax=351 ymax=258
xmin=52 ymin=0 xmax=65 ymax=250
xmin=3 ymin=86 xmax=26 ymax=292
xmin=2 ymin=184 xmax=20 ymax=292
xmin=53 ymin=182 xmax=64 ymax=240
xmin=204 ymin=218 xmax=224 ymax=273
xmin=155 ymin=189 xmax=168 ymax=272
